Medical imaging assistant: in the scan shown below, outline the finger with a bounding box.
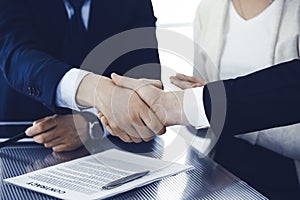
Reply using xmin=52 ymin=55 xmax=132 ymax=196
xmin=111 ymin=73 xmax=153 ymax=92
xmin=130 ymin=116 xmax=153 ymax=143
xmin=120 ymin=125 xmax=142 ymax=143
xmin=143 ymin=135 xmax=155 ymax=142
xmin=139 ymin=105 xmax=166 ymax=135
xmin=129 ymin=134 xmax=143 ymax=143
xmin=175 ymin=73 xmax=195 ymax=81
xmin=140 ymin=78 xmax=163 ymax=89
xmin=100 ymin=116 xmax=109 ymax=127
xmin=43 ymin=137 xmax=64 ymax=148
xmin=52 ymin=142 xmax=82 ymax=153
xmin=111 ymin=73 xmax=138 ymax=89
xmin=117 ymin=132 xmax=133 ymax=143
xmin=100 ymin=116 xmax=118 ymax=137
xmin=26 ymin=116 xmax=57 ymax=137
xmin=98 ymin=111 xmax=104 ymax=118
xmin=170 ymin=77 xmax=193 ymax=89
xmin=52 ymin=144 xmax=71 ymax=153
xmin=112 ymin=73 xmax=162 ymax=91
xmin=109 ymin=121 xmax=133 ymax=143
xmin=191 ymin=83 xmax=205 ymax=87
xmin=100 ymin=116 xmax=116 ymax=136
xmin=33 ymin=129 xmax=61 ymax=144
xmin=33 ymin=114 xmax=58 ymax=125
xmin=176 ymin=73 xmax=202 ymax=83
xmin=103 ymin=124 xmax=115 ymax=136
xmin=33 ymin=117 xmax=47 ymax=125
xmin=131 ymin=110 xmax=156 ymax=140
xmin=133 ymin=123 xmax=155 ymax=142
xmin=109 ymin=109 xmax=142 ymax=140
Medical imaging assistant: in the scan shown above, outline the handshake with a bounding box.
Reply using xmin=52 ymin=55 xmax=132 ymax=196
xmin=76 ymin=73 xmax=206 ymax=143
xmin=26 ymin=72 xmax=206 ymax=152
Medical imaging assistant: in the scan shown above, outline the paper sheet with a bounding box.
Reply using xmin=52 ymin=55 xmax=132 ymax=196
xmin=5 ymin=149 xmax=194 ymax=199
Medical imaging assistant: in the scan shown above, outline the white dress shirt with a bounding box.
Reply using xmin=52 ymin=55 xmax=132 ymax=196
xmin=183 ymin=87 xmax=209 ymax=128
xmin=55 ymin=0 xmax=209 ymax=129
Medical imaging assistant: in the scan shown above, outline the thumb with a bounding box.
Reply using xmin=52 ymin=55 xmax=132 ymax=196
xmin=112 ymin=73 xmax=163 ymax=90
xmin=111 ymin=73 xmax=140 ymax=90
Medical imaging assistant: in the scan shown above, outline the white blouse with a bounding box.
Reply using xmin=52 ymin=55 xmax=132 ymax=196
xmin=219 ymin=0 xmax=280 ymax=79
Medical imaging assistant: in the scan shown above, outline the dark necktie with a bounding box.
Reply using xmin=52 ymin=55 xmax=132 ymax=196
xmin=61 ymin=0 xmax=87 ymax=66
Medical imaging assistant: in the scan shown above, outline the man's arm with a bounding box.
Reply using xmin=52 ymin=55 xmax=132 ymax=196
xmin=109 ymin=59 xmax=300 ymax=136
xmin=0 ymin=0 xmax=72 ymax=111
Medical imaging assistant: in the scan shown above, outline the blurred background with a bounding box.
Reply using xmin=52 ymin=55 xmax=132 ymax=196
xmin=149 ymin=0 xmax=211 ymax=157
xmin=152 ymin=0 xmax=202 ymax=85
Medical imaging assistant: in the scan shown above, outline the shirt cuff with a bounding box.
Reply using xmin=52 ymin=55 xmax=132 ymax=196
xmin=183 ymin=87 xmax=210 ymax=129
xmin=56 ymin=68 xmax=91 ymax=111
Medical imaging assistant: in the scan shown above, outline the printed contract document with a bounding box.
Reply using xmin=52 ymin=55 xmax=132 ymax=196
xmin=5 ymin=149 xmax=193 ymax=199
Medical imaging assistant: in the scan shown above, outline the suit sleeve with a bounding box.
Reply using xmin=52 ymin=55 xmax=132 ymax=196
xmin=203 ymin=59 xmax=300 ymax=136
xmin=0 ymin=0 xmax=72 ymax=111
xmin=132 ymin=0 xmax=161 ymax=80
xmin=104 ymin=0 xmax=161 ymax=80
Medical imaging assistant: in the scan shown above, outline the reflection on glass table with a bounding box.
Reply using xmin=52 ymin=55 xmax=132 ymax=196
xmin=0 ymin=127 xmax=267 ymax=200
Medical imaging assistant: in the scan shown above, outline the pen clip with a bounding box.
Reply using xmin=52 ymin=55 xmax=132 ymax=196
xmin=102 ymin=170 xmax=150 ymax=190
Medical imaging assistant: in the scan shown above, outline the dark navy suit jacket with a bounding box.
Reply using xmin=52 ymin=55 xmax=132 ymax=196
xmin=203 ymin=59 xmax=300 ymax=136
xmin=0 ymin=0 xmax=160 ymax=123
xmin=203 ymin=59 xmax=300 ymax=199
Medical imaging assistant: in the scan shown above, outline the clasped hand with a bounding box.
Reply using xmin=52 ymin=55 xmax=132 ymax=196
xmin=76 ymin=74 xmax=166 ymax=143
xmin=25 ymin=73 xmax=205 ymax=151
xmin=77 ymin=72 xmax=205 ymax=143
xmin=98 ymin=73 xmax=196 ymax=142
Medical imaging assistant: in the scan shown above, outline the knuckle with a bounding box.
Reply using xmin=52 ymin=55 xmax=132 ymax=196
xmin=120 ymin=136 xmax=130 ymax=143
xmin=156 ymin=80 xmax=163 ymax=88
xmin=33 ymin=136 xmax=41 ymax=143
xmin=53 ymin=147 xmax=60 ymax=152
xmin=110 ymin=124 xmax=118 ymax=131
xmin=125 ymin=138 xmax=132 ymax=143
xmin=44 ymin=143 xmax=50 ymax=148
xmin=38 ymin=123 xmax=47 ymax=132
xmin=114 ymin=129 xmax=123 ymax=136
xmin=143 ymin=137 xmax=152 ymax=142
xmin=150 ymin=121 xmax=163 ymax=134
xmin=108 ymin=130 xmax=116 ymax=136
xmin=157 ymin=126 xmax=166 ymax=135
xmin=38 ymin=136 xmax=46 ymax=143
xmin=132 ymin=137 xmax=142 ymax=143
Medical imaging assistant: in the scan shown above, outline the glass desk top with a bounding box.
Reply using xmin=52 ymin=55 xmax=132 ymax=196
xmin=0 ymin=127 xmax=267 ymax=200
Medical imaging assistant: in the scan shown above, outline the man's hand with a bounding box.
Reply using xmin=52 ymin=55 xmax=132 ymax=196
xmin=26 ymin=114 xmax=89 ymax=152
xmin=170 ymin=73 xmax=206 ymax=89
xmin=110 ymin=73 xmax=189 ymax=127
xmin=76 ymin=74 xmax=165 ymax=143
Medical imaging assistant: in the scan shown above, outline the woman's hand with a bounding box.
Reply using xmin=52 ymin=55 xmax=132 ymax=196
xmin=26 ymin=114 xmax=89 ymax=152
xmin=170 ymin=73 xmax=206 ymax=89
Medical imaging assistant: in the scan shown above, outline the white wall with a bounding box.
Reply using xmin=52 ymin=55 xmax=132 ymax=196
xmin=151 ymin=0 xmax=202 ymax=89
xmin=152 ymin=0 xmax=202 ymax=25
xmin=150 ymin=1 xmax=210 ymax=154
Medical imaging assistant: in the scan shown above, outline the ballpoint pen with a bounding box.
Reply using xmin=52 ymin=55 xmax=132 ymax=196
xmin=102 ymin=170 xmax=150 ymax=190
xmin=0 ymin=131 xmax=27 ymax=148
xmin=0 ymin=121 xmax=33 ymax=148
